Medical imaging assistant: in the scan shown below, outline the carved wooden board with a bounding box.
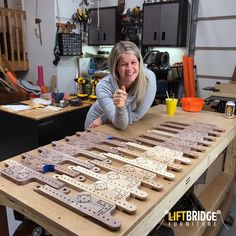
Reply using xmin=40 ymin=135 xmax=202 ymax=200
xmin=51 ymin=141 xmax=112 ymax=164
xmin=64 ymin=130 xmax=135 ymax=158
xmin=144 ymin=129 xmax=212 ymax=147
xmin=65 ymin=136 xmax=118 ymax=154
xmin=135 ymin=137 xmax=200 ymax=158
xmin=136 ymin=121 xmax=224 ymax=159
xmin=115 ymin=147 xmax=182 ymax=172
xmin=102 ymin=153 xmax=175 ymax=180
xmin=34 ymin=184 xmax=122 ymax=231
xmin=70 ymin=165 xmax=148 ymax=200
xmin=38 ymin=147 xmax=100 ymax=172
xmin=65 ymin=130 xmax=132 ymax=150
xmin=137 ymin=135 xmax=207 ymax=153
xmin=54 ymin=174 xmax=137 ymax=214
xmin=142 ymin=131 xmax=212 ymax=147
xmin=125 ymin=143 xmax=191 ymax=165
xmin=1 ymin=160 xmax=65 ymax=189
xmin=76 ymin=130 xmax=133 ymax=143
xmin=153 ymin=121 xmax=224 ymax=142
xmin=164 ymin=121 xmax=225 ymax=133
xmin=156 ymin=124 xmax=221 ymax=138
xmin=90 ymin=160 xmax=164 ymax=191
xmin=20 ymin=152 xmax=83 ymax=178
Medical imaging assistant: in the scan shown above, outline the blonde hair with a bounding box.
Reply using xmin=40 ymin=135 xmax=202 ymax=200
xmin=108 ymin=41 xmax=148 ymax=107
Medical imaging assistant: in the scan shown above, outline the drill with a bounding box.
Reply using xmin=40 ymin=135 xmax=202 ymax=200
xmin=74 ymin=77 xmax=88 ymax=99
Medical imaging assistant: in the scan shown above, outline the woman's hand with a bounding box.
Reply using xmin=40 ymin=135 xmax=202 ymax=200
xmin=89 ymin=117 xmax=103 ymax=128
xmin=113 ymin=86 xmax=127 ymax=108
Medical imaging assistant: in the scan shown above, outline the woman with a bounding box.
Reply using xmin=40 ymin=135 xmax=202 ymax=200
xmin=85 ymin=41 xmax=156 ymax=130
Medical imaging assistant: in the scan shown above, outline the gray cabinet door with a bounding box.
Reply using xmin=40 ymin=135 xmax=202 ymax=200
xmin=88 ymin=7 xmax=117 ymax=45
xmin=100 ymin=8 xmax=116 ymax=45
xmin=142 ymin=4 xmax=161 ymax=45
xmin=88 ymin=9 xmax=100 ymax=45
xmin=159 ymin=3 xmax=179 ymax=45
xmin=142 ymin=1 xmax=187 ymax=46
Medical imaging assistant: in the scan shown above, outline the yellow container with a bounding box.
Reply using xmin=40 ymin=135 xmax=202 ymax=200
xmin=166 ymin=98 xmax=178 ymax=116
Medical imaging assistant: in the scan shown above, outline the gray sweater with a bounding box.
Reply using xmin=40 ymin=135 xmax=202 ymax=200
xmin=84 ymin=68 xmax=156 ymax=130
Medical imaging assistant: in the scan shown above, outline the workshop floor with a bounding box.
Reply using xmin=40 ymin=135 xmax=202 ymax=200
xmin=6 ymin=182 xmax=236 ymax=236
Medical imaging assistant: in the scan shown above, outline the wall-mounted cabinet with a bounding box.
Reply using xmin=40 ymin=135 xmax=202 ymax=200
xmin=142 ymin=0 xmax=188 ymax=47
xmin=88 ymin=7 xmax=120 ymax=45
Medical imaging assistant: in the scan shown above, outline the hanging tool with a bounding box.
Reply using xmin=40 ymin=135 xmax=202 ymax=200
xmin=35 ymin=0 xmax=43 ymax=45
xmin=53 ymin=26 xmax=60 ymax=65
xmin=35 ymin=18 xmax=42 ymax=45
xmin=72 ymin=2 xmax=89 ymax=43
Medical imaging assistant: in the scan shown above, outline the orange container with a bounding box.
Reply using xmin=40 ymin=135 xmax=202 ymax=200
xmin=181 ymin=97 xmax=204 ymax=112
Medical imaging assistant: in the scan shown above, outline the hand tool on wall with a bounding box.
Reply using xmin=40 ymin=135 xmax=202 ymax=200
xmin=35 ymin=0 xmax=43 ymax=45
xmin=35 ymin=18 xmax=42 ymax=45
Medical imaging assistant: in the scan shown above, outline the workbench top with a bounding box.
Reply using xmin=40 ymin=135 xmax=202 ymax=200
xmin=0 ymin=99 xmax=92 ymax=120
xmin=210 ymin=83 xmax=236 ymax=99
xmin=0 ymin=105 xmax=235 ymax=236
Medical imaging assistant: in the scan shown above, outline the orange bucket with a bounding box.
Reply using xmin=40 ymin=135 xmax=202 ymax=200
xmin=181 ymin=97 xmax=204 ymax=112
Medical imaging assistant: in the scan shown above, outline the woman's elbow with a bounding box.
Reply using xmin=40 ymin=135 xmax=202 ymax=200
xmin=113 ymin=122 xmax=128 ymax=130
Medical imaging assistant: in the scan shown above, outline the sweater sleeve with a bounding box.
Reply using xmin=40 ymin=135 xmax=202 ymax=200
xmin=130 ymin=69 xmax=157 ymax=122
xmin=96 ymin=77 xmax=129 ymax=130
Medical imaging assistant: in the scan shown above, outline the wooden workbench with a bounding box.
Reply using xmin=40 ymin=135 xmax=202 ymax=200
xmin=205 ymin=83 xmax=236 ymax=113
xmin=213 ymin=83 xmax=236 ymax=99
xmin=206 ymin=82 xmax=236 ymax=102
xmin=0 ymin=99 xmax=92 ymax=120
xmin=0 ymin=100 xmax=92 ymax=160
xmin=0 ymin=105 xmax=236 ymax=236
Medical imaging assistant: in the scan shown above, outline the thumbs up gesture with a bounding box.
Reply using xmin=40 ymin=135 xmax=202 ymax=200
xmin=113 ymin=85 xmax=127 ymax=108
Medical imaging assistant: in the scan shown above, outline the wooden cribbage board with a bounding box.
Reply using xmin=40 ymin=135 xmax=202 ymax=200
xmin=1 ymin=157 xmax=122 ymax=230
xmin=55 ymin=131 xmax=178 ymax=180
xmin=137 ymin=121 xmax=224 ymax=159
xmin=0 ymin=121 xmax=224 ymax=233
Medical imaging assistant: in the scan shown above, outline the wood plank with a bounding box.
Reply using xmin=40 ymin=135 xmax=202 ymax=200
xmin=7 ymin=12 xmax=14 ymax=63
xmin=14 ymin=12 xmax=21 ymax=65
xmin=70 ymin=165 xmax=148 ymax=200
xmin=1 ymin=11 xmax=8 ymax=60
xmin=224 ymin=138 xmax=236 ymax=175
xmin=55 ymin=174 xmax=137 ymax=214
xmin=20 ymin=12 xmax=27 ymax=69
xmin=35 ymin=185 xmax=122 ymax=231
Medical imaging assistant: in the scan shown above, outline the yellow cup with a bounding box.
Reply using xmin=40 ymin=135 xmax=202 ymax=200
xmin=166 ymin=98 xmax=178 ymax=116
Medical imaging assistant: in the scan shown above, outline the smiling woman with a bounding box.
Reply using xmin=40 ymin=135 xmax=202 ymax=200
xmin=84 ymin=41 xmax=157 ymax=130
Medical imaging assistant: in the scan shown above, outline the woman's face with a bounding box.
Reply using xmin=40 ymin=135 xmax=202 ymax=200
xmin=116 ymin=52 xmax=139 ymax=89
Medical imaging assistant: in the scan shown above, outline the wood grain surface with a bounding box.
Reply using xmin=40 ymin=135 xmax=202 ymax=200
xmin=0 ymin=105 xmax=235 ymax=236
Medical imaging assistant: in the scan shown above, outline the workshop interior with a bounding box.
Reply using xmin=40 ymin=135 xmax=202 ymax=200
xmin=0 ymin=0 xmax=236 ymax=236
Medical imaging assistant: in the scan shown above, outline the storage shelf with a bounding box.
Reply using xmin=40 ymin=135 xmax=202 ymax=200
xmin=171 ymin=172 xmax=234 ymax=236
